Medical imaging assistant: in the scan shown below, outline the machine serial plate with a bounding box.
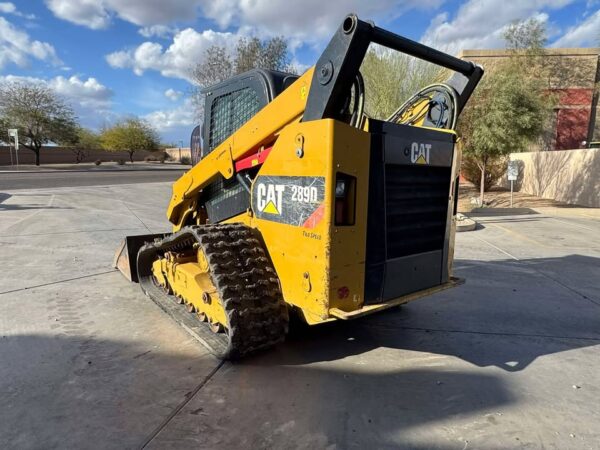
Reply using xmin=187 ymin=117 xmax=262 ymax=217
xmin=252 ymin=175 xmax=325 ymax=227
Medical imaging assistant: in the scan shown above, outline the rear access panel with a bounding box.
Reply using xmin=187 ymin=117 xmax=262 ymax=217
xmin=365 ymin=120 xmax=455 ymax=303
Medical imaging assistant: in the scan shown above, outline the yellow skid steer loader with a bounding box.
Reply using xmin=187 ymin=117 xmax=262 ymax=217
xmin=114 ymin=14 xmax=483 ymax=359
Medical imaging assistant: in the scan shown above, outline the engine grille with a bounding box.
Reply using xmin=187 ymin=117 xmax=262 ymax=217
xmin=385 ymin=164 xmax=451 ymax=259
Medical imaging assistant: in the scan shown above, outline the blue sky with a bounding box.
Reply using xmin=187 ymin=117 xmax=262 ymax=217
xmin=1 ymin=0 xmax=599 ymax=144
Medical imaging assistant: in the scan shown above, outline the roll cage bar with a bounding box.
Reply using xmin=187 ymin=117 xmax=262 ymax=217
xmin=302 ymin=14 xmax=484 ymax=123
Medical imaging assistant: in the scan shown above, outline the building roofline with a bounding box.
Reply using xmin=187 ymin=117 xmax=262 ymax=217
xmin=459 ymin=48 xmax=600 ymax=58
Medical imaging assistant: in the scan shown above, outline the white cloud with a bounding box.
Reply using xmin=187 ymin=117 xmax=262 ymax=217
xmin=139 ymin=24 xmax=178 ymax=38
xmin=45 ymin=0 xmax=203 ymax=29
xmin=0 ymin=74 xmax=114 ymax=128
xmin=49 ymin=75 xmax=113 ymax=108
xmin=551 ymin=9 xmax=600 ymax=47
xmin=288 ymin=57 xmax=310 ymax=75
xmin=104 ymin=1 xmax=446 ymax=82
xmin=0 ymin=2 xmax=36 ymax=19
xmin=204 ymin=0 xmax=445 ymax=42
xmin=164 ymin=88 xmax=183 ymax=101
xmin=144 ymin=98 xmax=195 ymax=131
xmin=0 ymin=2 xmax=15 ymax=13
xmin=104 ymin=49 xmax=130 ymax=68
xmin=45 ymin=0 xmax=442 ymax=43
xmin=421 ymin=0 xmax=575 ymax=53
xmin=45 ymin=0 xmax=110 ymax=29
xmin=0 ymin=74 xmax=112 ymax=107
xmin=106 ymin=28 xmax=238 ymax=81
xmin=0 ymin=17 xmax=61 ymax=69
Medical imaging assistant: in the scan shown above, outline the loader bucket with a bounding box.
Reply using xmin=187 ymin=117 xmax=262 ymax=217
xmin=113 ymin=233 xmax=166 ymax=282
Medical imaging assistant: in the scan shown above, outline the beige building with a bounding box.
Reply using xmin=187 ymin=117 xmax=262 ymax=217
xmin=508 ymin=148 xmax=599 ymax=207
xmin=165 ymin=147 xmax=192 ymax=162
xmin=460 ymin=48 xmax=600 ymax=150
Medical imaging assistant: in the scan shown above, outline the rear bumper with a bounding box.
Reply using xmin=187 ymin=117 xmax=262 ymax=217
xmin=328 ymin=276 xmax=464 ymax=320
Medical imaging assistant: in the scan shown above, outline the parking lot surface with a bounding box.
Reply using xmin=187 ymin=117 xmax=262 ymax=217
xmin=1 ymin=182 xmax=599 ymax=449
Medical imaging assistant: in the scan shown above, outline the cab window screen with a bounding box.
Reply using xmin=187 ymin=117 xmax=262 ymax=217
xmin=208 ymin=87 xmax=261 ymax=152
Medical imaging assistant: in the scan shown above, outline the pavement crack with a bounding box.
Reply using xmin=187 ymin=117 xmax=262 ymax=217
xmin=0 ymin=270 xmax=117 ymax=295
xmin=139 ymin=360 xmax=225 ymax=449
xmin=531 ymin=267 xmax=600 ymax=307
xmin=122 ymin=201 xmax=151 ymax=232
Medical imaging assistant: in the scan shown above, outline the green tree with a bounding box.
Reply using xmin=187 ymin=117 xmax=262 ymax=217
xmin=504 ymin=18 xmax=547 ymax=52
xmin=191 ymin=46 xmax=233 ymax=90
xmin=235 ymin=36 xmax=289 ymax=74
xmin=360 ymin=46 xmax=444 ymax=119
xmin=190 ymin=36 xmax=295 ymax=120
xmin=459 ymin=18 xmax=553 ymax=205
xmin=460 ymin=68 xmax=550 ymax=203
xmin=77 ymin=127 xmax=101 ymax=149
xmin=0 ymin=82 xmax=79 ymax=165
xmin=71 ymin=127 xmax=101 ymax=163
xmin=100 ymin=117 xmax=160 ymax=163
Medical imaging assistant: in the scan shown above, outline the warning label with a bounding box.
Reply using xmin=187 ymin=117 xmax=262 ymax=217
xmin=252 ymin=176 xmax=325 ymax=227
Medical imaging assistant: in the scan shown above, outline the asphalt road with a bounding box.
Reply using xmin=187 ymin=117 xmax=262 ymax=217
xmin=0 ymin=169 xmax=185 ymax=190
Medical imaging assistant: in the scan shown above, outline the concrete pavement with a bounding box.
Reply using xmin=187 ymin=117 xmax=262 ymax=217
xmin=0 ymin=183 xmax=599 ymax=449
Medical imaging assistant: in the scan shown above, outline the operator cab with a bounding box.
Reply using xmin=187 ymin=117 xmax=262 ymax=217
xmin=192 ymin=69 xmax=298 ymax=164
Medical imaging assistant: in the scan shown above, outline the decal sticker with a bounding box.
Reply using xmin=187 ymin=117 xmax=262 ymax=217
xmin=411 ymin=142 xmax=431 ymax=165
xmin=252 ymin=176 xmax=325 ymax=227
xmin=300 ymin=86 xmax=307 ymax=100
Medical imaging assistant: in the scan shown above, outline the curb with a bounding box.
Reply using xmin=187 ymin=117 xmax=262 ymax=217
xmin=469 ymin=207 xmax=536 ymax=216
xmin=456 ymin=213 xmax=477 ymax=232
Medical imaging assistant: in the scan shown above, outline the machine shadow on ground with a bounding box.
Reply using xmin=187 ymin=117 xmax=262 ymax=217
xmin=251 ymin=255 xmax=600 ymax=372
xmin=2 ymin=255 xmax=599 ymax=448
xmin=149 ymin=364 xmax=514 ymax=449
xmin=0 ymin=333 xmax=211 ymax=449
xmin=0 ymin=333 xmax=510 ymax=450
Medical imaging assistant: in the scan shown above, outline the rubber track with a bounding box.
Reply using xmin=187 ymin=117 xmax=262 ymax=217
xmin=137 ymin=223 xmax=288 ymax=359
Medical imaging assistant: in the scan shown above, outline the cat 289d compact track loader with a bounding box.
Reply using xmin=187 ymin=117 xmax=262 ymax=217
xmin=114 ymin=14 xmax=483 ymax=359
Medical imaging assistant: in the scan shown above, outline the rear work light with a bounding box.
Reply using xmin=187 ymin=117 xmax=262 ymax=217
xmin=334 ymin=173 xmax=356 ymax=226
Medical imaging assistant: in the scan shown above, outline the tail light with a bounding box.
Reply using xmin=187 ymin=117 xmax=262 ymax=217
xmin=335 ymin=173 xmax=356 ymax=226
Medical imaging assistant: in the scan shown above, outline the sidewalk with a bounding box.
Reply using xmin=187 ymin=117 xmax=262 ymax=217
xmin=0 ymin=162 xmax=190 ymax=174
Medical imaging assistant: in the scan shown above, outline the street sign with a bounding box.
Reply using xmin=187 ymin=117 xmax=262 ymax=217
xmin=507 ymin=161 xmax=518 ymax=181
xmin=7 ymin=128 xmax=19 ymax=168
xmin=507 ymin=160 xmax=519 ymax=207
xmin=8 ymin=128 xmax=18 ymax=149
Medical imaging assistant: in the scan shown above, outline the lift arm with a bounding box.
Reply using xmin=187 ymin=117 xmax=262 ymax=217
xmin=166 ymin=14 xmax=483 ymax=228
